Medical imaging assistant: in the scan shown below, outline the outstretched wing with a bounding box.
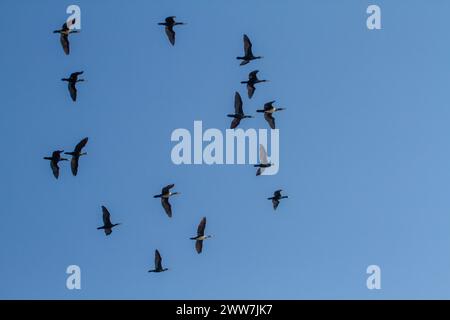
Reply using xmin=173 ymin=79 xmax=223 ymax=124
xmin=161 ymin=198 xmax=172 ymax=217
xmin=74 ymin=137 xmax=88 ymax=153
xmin=195 ymin=240 xmax=203 ymax=254
xmin=71 ymin=156 xmax=79 ymax=176
xmin=68 ymin=82 xmax=77 ymax=101
xmin=162 ymin=184 xmax=174 ymax=194
xmin=230 ymin=117 xmax=241 ymax=129
xmin=256 ymin=167 xmax=265 ymax=176
xmin=50 ymin=161 xmax=59 ymax=179
xmin=165 ymin=26 xmax=175 ymax=45
xmin=264 ymin=112 xmax=275 ymax=129
xmin=272 ymin=198 xmax=280 ymax=210
xmin=102 ymin=206 xmax=112 ymax=226
xmin=243 ymin=34 xmax=253 ymax=56
xmin=264 ymin=101 xmax=276 ymax=110
xmin=259 ymin=144 xmax=268 ymax=164
xmin=60 ymin=34 xmax=70 ymax=55
xmin=165 ymin=16 xmax=176 ymax=24
xmin=155 ymin=250 xmax=163 ymax=269
xmin=234 ymin=92 xmax=243 ymax=115
xmin=247 ymin=83 xmax=255 ymax=99
xmin=248 ymin=70 xmax=259 ymax=81
xmin=197 ymin=217 xmax=206 ymax=236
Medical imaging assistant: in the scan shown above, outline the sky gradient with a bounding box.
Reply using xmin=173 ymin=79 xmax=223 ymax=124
xmin=1 ymin=0 xmax=450 ymax=299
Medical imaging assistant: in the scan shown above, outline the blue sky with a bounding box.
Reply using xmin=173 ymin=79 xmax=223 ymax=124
xmin=1 ymin=0 xmax=450 ymax=299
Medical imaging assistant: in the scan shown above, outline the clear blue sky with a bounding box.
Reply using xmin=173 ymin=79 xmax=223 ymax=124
xmin=1 ymin=0 xmax=450 ymax=299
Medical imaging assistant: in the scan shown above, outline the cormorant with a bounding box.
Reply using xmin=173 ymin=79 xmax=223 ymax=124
xmin=227 ymin=92 xmax=253 ymax=129
xmin=61 ymin=71 xmax=84 ymax=102
xmin=97 ymin=206 xmax=121 ymax=236
xmin=256 ymin=101 xmax=285 ymax=129
xmin=43 ymin=150 xmax=68 ymax=179
xmin=241 ymin=70 xmax=267 ymax=99
xmin=158 ymin=16 xmax=185 ymax=46
xmin=64 ymin=137 xmax=88 ymax=176
xmin=236 ymin=34 xmax=262 ymax=66
xmin=267 ymin=190 xmax=288 ymax=210
xmin=148 ymin=249 xmax=169 ymax=273
xmin=190 ymin=217 xmax=211 ymax=254
xmin=254 ymin=144 xmax=273 ymax=176
xmin=153 ymin=184 xmax=180 ymax=218
xmin=53 ymin=19 xmax=78 ymax=55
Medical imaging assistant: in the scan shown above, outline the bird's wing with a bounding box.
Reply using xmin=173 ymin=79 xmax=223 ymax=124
xmin=197 ymin=217 xmax=206 ymax=236
xmin=259 ymin=144 xmax=269 ymax=164
xmin=195 ymin=240 xmax=203 ymax=254
xmin=60 ymin=34 xmax=70 ymax=55
xmin=230 ymin=118 xmax=241 ymax=129
xmin=68 ymin=82 xmax=77 ymax=102
xmin=274 ymin=190 xmax=283 ymax=198
xmin=247 ymin=83 xmax=255 ymax=99
xmin=249 ymin=70 xmax=259 ymax=80
xmin=243 ymin=34 xmax=253 ymax=56
xmin=162 ymin=184 xmax=174 ymax=194
xmin=161 ymin=198 xmax=172 ymax=217
xmin=71 ymin=156 xmax=79 ymax=176
xmin=165 ymin=26 xmax=175 ymax=45
xmin=102 ymin=206 xmax=112 ymax=225
xmin=234 ymin=92 xmax=243 ymax=115
xmin=155 ymin=250 xmax=163 ymax=269
xmin=165 ymin=16 xmax=175 ymax=24
xmin=256 ymin=167 xmax=264 ymax=176
xmin=272 ymin=198 xmax=280 ymax=210
xmin=50 ymin=161 xmax=59 ymax=179
xmin=74 ymin=137 xmax=88 ymax=153
xmin=264 ymin=112 xmax=275 ymax=129
xmin=264 ymin=101 xmax=275 ymax=110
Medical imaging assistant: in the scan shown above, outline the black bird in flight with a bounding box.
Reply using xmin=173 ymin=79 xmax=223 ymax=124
xmin=190 ymin=217 xmax=212 ymax=254
xmin=43 ymin=150 xmax=68 ymax=179
xmin=148 ymin=250 xmax=169 ymax=273
xmin=254 ymin=145 xmax=273 ymax=176
xmin=65 ymin=137 xmax=88 ymax=176
xmin=158 ymin=16 xmax=185 ymax=46
xmin=241 ymin=70 xmax=268 ymax=99
xmin=267 ymin=190 xmax=288 ymax=210
xmin=153 ymin=184 xmax=180 ymax=218
xmin=53 ymin=19 xmax=79 ymax=55
xmin=97 ymin=206 xmax=121 ymax=236
xmin=227 ymin=92 xmax=253 ymax=129
xmin=236 ymin=34 xmax=262 ymax=66
xmin=256 ymin=101 xmax=286 ymax=129
xmin=61 ymin=71 xmax=85 ymax=102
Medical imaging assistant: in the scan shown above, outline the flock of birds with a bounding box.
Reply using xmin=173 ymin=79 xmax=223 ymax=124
xmin=45 ymin=16 xmax=288 ymax=274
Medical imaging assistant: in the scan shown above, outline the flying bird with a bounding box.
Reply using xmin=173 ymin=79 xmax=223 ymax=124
xmin=241 ymin=70 xmax=267 ymax=99
xmin=53 ymin=19 xmax=79 ymax=55
xmin=190 ymin=217 xmax=212 ymax=254
xmin=61 ymin=71 xmax=84 ymax=102
xmin=158 ymin=16 xmax=185 ymax=46
xmin=256 ymin=101 xmax=286 ymax=129
xmin=97 ymin=206 xmax=121 ymax=236
xmin=254 ymin=144 xmax=273 ymax=176
xmin=227 ymin=92 xmax=253 ymax=129
xmin=148 ymin=249 xmax=169 ymax=273
xmin=267 ymin=190 xmax=288 ymax=210
xmin=43 ymin=150 xmax=68 ymax=179
xmin=153 ymin=184 xmax=180 ymax=218
xmin=236 ymin=34 xmax=262 ymax=66
xmin=64 ymin=137 xmax=88 ymax=176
